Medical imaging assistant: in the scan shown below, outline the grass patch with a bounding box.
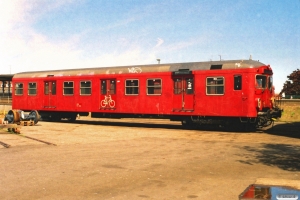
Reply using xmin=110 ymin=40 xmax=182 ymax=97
xmin=278 ymin=105 xmax=300 ymax=122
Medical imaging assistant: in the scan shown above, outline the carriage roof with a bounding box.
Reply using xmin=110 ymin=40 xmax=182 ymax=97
xmin=13 ymin=59 xmax=266 ymax=78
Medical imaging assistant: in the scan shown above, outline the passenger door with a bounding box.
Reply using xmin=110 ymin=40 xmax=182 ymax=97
xmin=100 ymin=79 xmax=116 ymax=109
xmin=172 ymin=76 xmax=194 ymax=112
xmin=43 ymin=81 xmax=57 ymax=108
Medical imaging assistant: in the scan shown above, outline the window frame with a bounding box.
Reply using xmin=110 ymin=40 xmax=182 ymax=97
xmin=206 ymin=76 xmax=225 ymax=95
xmin=147 ymin=78 xmax=162 ymax=95
xmin=15 ymin=83 xmax=24 ymax=95
xmin=28 ymin=82 xmax=37 ymax=95
xmin=63 ymin=81 xmax=74 ymax=95
xmin=255 ymin=75 xmax=267 ymax=89
xmin=80 ymin=80 xmax=92 ymax=95
xmin=125 ymin=79 xmax=139 ymax=95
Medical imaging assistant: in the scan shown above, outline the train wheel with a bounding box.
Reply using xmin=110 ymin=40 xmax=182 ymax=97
xmin=29 ymin=110 xmax=40 ymax=124
xmin=5 ymin=110 xmax=20 ymax=124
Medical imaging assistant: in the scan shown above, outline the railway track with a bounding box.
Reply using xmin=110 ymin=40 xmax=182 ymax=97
xmin=0 ymin=132 xmax=56 ymax=148
xmin=0 ymin=140 xmax=10 ymax=148
xmin=17 ymin=134 xmax=57 ymax=146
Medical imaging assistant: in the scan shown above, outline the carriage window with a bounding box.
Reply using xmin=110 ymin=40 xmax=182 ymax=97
xmin=28 ymin=82 xmax=37 ymax=95
xmin=110 ymin=80 xmax=116 ymax=95
xmin=80 ymin=81 xmax=91 ymax=95
xmin=15 ymin=83 xmax=23 ymax=95
xmin=147 ymin=79 xmax=162 ymax=95
xmin=125 ymin=79 xmax=139 ymax=95
xmin=186 ymin=78 xmax=194 ymax=94
xmin=44 ymin=82 xmax=49 ymax=95
xmin=63 ymin=81 xmax=74 ymax=95
xmin=234 ymin=75 xmax=242 ymax=90
xmin=206 ymin=77 xmax=224 ymax=95
xmin=52 ymin=82 xmax=56 ymax=95
xmin=268 ymin=76 xmax=273 ymax=90
xmin=44 ymin=82 xmax=56 ymax=95
xmin=101 ymin=80 xmax=107 ymax=95
xmin=256 ymin=75 xmax=267 ymax=89
xmin=101 ymin=79 xmax=116 ymax=95
xmin=210 ymin=64 xmax=222 ymax=70
xmin=174 ymin=78 xmax=182 ymax=94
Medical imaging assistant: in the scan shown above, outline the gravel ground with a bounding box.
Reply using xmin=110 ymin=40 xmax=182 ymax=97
xmin=1 ymin=118 xmax=300 ymax=200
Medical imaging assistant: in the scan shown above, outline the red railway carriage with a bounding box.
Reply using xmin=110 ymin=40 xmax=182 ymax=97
xmin=11 ymin=59 xmax=282 ymax=130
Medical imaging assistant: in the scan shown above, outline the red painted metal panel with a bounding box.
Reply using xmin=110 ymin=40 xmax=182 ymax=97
xmin=11 ymin=61 xmax=277 ymax=122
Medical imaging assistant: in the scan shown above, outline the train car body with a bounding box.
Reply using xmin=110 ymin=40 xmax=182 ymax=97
xmin=12 ymin=59 xmax=282 ymax=130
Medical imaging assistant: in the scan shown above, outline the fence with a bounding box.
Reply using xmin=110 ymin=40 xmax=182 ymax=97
xmin=276 ymin=99 xmax=300 ymax=107
xmin=0 ymin=96 xmax=12 ymax=105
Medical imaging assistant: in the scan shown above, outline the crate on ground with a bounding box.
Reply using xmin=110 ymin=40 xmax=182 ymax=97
xmin=18 ymin=120 xmax=35 ymax=126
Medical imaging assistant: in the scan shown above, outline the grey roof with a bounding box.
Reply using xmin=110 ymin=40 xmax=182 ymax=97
xmin=14 ymin=59 xmax=266 ymax=78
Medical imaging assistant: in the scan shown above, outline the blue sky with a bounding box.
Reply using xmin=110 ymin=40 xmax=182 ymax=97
xmin=0 ymin=0 xmax=299 ymax=93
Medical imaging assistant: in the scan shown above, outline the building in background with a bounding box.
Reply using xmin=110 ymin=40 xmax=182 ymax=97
xmin=0 ymin=74 xmax=13 ymax=104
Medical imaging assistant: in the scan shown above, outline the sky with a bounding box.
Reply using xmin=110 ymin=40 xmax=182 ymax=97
xmin=0 ymin=0 xmax=299 ymax=93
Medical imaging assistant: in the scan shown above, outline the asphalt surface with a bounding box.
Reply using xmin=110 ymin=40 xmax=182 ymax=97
xmin=1 ymin=118 xmax=300 ymax=199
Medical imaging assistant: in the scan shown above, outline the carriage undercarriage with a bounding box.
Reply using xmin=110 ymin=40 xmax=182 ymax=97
xmin=180 ymin=107 xmax=283 ymax=131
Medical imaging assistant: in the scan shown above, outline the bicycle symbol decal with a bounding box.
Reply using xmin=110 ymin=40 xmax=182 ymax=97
xmin=128 ymin=67 xmax=142 ymax=73
xmin=100 ymin=95 xmax=116 ymax=108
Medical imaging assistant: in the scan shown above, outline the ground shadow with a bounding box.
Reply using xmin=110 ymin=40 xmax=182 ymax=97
xmin=238 ymin=143 xmax=300 ymax=171
xmin=47 ymin=119 xmax=300 ymax=134
xmin=60 ymin=119 xmax=229 ymax=132
xmin=64 ymin=119 xmax=185 ymax=130
xmin=264 ymin=121 xmax=300 ymax=139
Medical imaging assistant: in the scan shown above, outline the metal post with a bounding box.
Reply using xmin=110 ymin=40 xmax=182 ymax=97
xmin=8 ymin=81 xmax=11 ymax=104
xmin=2 ymin=81 xmax=4 ymax=97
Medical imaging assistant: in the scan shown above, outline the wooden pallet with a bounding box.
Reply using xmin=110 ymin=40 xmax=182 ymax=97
xmin=18 ymin=121 xmax=34 ymax=126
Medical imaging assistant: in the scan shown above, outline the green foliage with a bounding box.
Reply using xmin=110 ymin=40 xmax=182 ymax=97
xmin=281 ymin=69 xmax=300 ymax=96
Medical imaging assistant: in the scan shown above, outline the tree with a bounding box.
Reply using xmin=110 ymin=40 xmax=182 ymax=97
xmin=280 ymin=69 xmax=300 ymax=96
